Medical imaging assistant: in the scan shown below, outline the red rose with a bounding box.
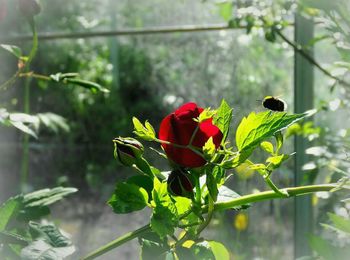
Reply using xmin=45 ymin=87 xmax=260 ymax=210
xmin=159 ymin=102 xmax=223 ymax=168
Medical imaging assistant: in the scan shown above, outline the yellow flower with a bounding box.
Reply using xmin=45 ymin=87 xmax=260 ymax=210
xmin=234 ymin=212 xmax=248 ymax=231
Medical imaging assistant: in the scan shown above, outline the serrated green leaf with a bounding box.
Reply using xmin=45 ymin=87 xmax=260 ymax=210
xmin=150 ymin=178 xmax=178 ymax=238
xmin=260 ymin=141 xmax=274 ymax=154
xmin=151 ymin=203 xmax=178 ymax=239
xmin=18 ymin=187 xmax=77 ymax=221
xmin=327 ymin=212 xmax=350 ymax=234
xmin=0 ymin=44 xmax=22 ymax=59
xmin=236 ymin=110 xmax=314 ymax=163
xmin=108 ymin=182 xmax=149 ymax=214
xmin=213 ymin=99 xmax=233 ymax=142
xmin=23 ymin=187 xmax=77 ymax=208
xmin=140 ymin=239 xmax=169 ymax=260
xmin=21 ymin=222 xmax=74 ymax=260
xmin=0 ymin=196 xmax=22 ymax=231
xmin=191 ymin=241 xmax=215 ymax=260
xmin=208 ymin=241 xmax=230 ymax=260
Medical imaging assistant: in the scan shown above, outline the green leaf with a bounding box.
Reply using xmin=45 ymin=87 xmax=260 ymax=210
xmin=0 ymin=44 xmax=22 ymax=59
xmin=19 ymin=187 xmax=77 ymax=221
xmin=133 ymin=117 xmax=156 ymax=141
xmin=327 ymin=212 xmax=350 ymax=234
xmin=206 ymin=172 xmax=218 ymax=202
xmin=140 ymin=239 xmax=169 ymax=260
xmin=198 ymin=108 xmax=217 ymax=123
xmin=266 ymin=154 xmax=290 ymax=171
xmin=208 ymin=241 xmax=230 ymax=260
xmin=0 ymin=230 xmax=29 ymax=246
xmin=36 ymin=113 xmax=70 ymax=133
xmin=216 ymin=185 xmax=249 ymax=210
xmin=22 ymin=187 xmax=77 ymax=208
xmin=21 ymin=222 xmax=75 ymax=260
xmin=236 ymin=110 xmax=314 ymax=163
xmin=260 ymin=141 xmax=274 ymax=154
xmin=203 ymin=137 xmax=216 ymax=159
xmin=0 ymin=196 xmax=22 ymax=231
xmin=9 ymin=121 xmax=38 ymax=138
xmin=173 ymin=196 xmax=191 ymax=216
xmin=150 ymin=178 xmax=178 ymax=238
xmin=126 ymin=175 xmax=153 ymax=201
xmin=64 ymin=78 xmax=109 ymax=93
xmin=308 ymin=235 xmax=339 ymax=260
xmin=274 ymin=131 xmax=283 ymax=153
xmin=151 ymin=203 xmax=178 ymax=239
xmin=108 ymin=182 xmax=149 ymax=214
xmin=191 ymin=241 xmax=215 ymax=260
xmin=217 ymin=2 xmax=233 ymax=22
xmin=213 ymin=99 xmax=233 ymax=142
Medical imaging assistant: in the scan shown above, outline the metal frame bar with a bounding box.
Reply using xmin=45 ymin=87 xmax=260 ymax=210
xmin=294 ymin=14 xmax=314 ymax=258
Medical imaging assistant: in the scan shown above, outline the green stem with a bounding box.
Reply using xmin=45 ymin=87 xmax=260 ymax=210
xmin=0 ymin=17 xmax=38 ymax=90
xmin=81 ymin=224 xmax=151 ymax=260
xmin=81 ymin=183 xmax=344 ymax=259
xmin=20 ymin=75 xmax=31 ymax=190
xmin=211 ymin=183 xmax=342 ymax=212
xmin=19 ymin=72 xmax=52 ymax=81
xmin=264 ymin=176 xmax=289 ymax=197
xmin=195 ymin=195 xmax=214 ymax=237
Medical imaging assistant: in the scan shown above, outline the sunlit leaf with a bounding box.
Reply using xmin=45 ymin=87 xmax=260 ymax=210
xmin=0 ymin=196 xmax=22 ymax=231
xmin=208 ymin=241 xmax=230 ymax=260
xmin=108 ymin=182 xmax=149 ymax=214
xmin=0 ymin=44 xmax=22 ymax=58
xmin=260 ymin=141 xmax=274 ymax=154
xmin=213 ymin=99 xmax=233 ymax=142
xmin=235 ymin=110 xmax=315 ymax=163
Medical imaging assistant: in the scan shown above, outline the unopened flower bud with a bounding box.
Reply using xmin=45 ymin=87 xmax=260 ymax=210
xmin=19 ymin=0 xmax=41 ymax=18
xmin=167 ymin=169 xmax=193 ymax=197
xmin=113 ymin=137 xmax=144 ymax=167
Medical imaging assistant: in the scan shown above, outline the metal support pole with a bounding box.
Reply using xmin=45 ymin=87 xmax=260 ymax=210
xmin=294 ymin=14 xmax=314 ymax=258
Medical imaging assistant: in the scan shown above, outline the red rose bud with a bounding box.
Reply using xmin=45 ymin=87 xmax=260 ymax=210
xmin=19 ymin=0 xmax=41 ymax=17
xmin=167 ymin=169 xmax=193 ymax=197
xmin=113 ymin=137 xmax=144 ymax=167
xmin=0 ymin=0 xmax=7 ymax=22
xmin=159 ymin=102 xmax=223 ymax=168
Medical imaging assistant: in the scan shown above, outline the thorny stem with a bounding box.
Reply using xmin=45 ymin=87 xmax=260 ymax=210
xmin=81 ymin=183 xmax=344 ymax=260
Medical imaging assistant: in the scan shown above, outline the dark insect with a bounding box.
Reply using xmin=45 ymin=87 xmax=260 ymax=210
xmin=262 ymin=96 xmax=287 ymax=112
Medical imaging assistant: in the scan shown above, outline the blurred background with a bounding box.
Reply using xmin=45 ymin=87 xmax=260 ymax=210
xmin=0 ymin=0 xmax=349 ymax=259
